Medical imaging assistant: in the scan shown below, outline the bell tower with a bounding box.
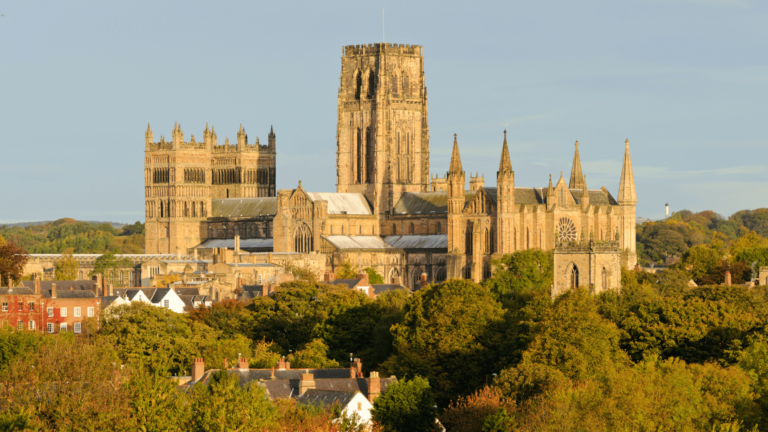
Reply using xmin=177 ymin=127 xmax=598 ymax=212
xmin=336 ymin=43 xmax=430 ymax=214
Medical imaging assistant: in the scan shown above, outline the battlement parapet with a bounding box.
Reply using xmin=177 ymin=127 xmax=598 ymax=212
xmin=555 ymin=239 xmax=620 ymax=253
xmin=343 ymin=43 xmax=422 ymax=57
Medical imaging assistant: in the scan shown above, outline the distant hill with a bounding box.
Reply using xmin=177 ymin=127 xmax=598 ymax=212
xmin=1 ymin=220 xmax=126 ymax=229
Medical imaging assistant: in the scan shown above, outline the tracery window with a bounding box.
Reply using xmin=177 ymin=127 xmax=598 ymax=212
xmin=570 ymin=265 xmax=580 ymax=289
xmin=465 ymin=221 xmax=473 ymax=255
xmin=355 ymin=71 xmax=362 ymax=100
xmin=391 ymin=72 xmax=398 ymax=96
xmin=294 ymin=223 xmax=313 ymax=254
xmin=557 ymin=218 xmax=577 ymax=242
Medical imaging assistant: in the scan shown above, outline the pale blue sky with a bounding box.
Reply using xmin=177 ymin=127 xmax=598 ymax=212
xmin=1 ymin=0 xmax=766 ymax=223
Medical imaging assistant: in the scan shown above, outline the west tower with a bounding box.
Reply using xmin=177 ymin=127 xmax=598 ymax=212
xmin=336 ymin=43 xmax=430 ymax=214
xmin=144 ymin=123 xmax=277 ymax=254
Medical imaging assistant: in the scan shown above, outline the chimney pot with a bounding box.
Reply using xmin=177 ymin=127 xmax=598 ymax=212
xmin=299 ymin=373 xmax=316 ymax=395
xmin=238 ymin=357 xmax=248 ymax=371
xmin=367 ymin=371 xmax=381 ymax=403
xmin=51 ymin=283 xmax=57 ymax=299
xmin=192 ymin=358 xmax=205 ymax=382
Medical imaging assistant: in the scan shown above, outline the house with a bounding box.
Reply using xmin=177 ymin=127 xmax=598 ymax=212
xmin=326 ymin=272 xmax=410 ymax=299
xmin=112 ymin=287 xmax=186 ymax=314
xmin=186 ymin=357 xmax=395 ymax=427
xmin=174 ymin=288 xmax=214 ymax=312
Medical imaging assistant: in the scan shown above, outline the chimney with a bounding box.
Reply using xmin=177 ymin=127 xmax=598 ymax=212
xmin=51 ymin=283 xmax=57 ymax=299
xmin=34 ymin=279 xmax=40 ymax=295
xmin=192 ymin=358 xmax=205 ymax=382
xmin=353 ymin=358 xmax=363 ymax=377
xmin=299 ymin=373 xmax=315 ymax=395
xmin=285 ymin=361 xmax=291 ymax=370
xmin=725 ymin=271 xmax=732 ymax=286
xmin=235 ymin=235 xmax=241 ymax=255
xmin=193 ymin=248 xmax=198 ymax=261
xmin=270 ymin=367 xmax=275 ymax=379
xmin=238 ymin=357 xmax=248 ymax=371
xmin=367 ymin=371 xmax=381 ymax=403
xmin=420 ymin=273 xmax=428 ymax=290
xmin=224 ymin=358 xmax=229 ymax=369
xmin=350 ymin=367 xmax=356 ymax=378
xmin=278 ymin=357 xmax=286 ymax=370
xmin=108 ymin=283 xmax=113 ymax=297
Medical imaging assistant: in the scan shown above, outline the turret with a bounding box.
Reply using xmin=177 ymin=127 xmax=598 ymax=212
xmin=268 ymin=125 xmax=276 ymax=150
xmin=496 ymin=130 xmax=516 ymax=253
xmin=446 ymin=134 xmax=466 ymax=278
xmin=237 ymin=124 xmax=246 ymax=148
xmin=546 ymin=174 xmax=555 ymax=211
xmin=172 ymin=122 xmax=183 ymax=148
xmin=469 ymin=173 xmax=485 ymax=190
xmin=211 ymin=125 xmax=217 ymax=147
xmin=145 ymin=123 xmax=153 ymax=148
xmin=204 ymin=123 xmax=211 ymax=148
xmin=447 ymin=134 xmax=465 ymax=206
xmin=569 ymin=141 xmax=586 ymax=189
xmin=618 ymin=139 xmax=637 ymax=205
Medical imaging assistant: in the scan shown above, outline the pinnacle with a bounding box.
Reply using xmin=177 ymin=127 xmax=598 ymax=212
xmin=569 ymin=140 xmax=586 ymax=189
xmin=449 ymin=134 xmax=463 ymax=174
xmin=498 ymin=130 xmax=512 ymax=174
xmin=618 ymin=139 xmax=637 ymax=204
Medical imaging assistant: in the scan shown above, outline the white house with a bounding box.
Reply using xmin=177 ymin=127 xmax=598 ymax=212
xmin=113 ymin=288 xmax=186 ymax=314
xmin=296 ymin=390 xmax=374 ymax=426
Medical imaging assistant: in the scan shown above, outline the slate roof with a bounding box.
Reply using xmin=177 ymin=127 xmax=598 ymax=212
xmin=149 ymin=288 xmax=172 ymax=304
xmin=99 ymin=296 xmax=123 ymax=308
xmin=175 ymin=287 xmax=201 ymax=296
xmin=323 ymin=236 xmax=391 ymax=250
xmin=331 ymin=278 xmax=364 ymax=289
xmin=42 ymin=290 xmax=97 ymax=299
xmin=384 ymin=235 xmax=448 ymax=250
xmin=258 ymin=376 xmax=398 ymax=401
xmin=211 ymin=198 xmax=277 ymax=218
xmin=22 ymin=280 xmax=98 ymax=292
xmin=113 ymin=288 xmax=155 ymax=301
xmin=514 ymin=188 xmax=546 ymax=204
xmin=569 ymin=189 xmax=618 ymax=206
xmin=0 ymin=287 xmax=35 ymax=295
xmin=306 ymin=192 xmax=372 ymax=215
xmin=237 ymin=288 xmax=262 ymax=302
xmin=295 ymin=389 xmax=358 ymax=408
xmin=178 ymin=295 xmax=211 ymax=310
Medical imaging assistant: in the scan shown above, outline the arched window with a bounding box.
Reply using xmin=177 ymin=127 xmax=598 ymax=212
xmin=490 ymin=228 xmax=496 ymax=254
xmin=570 ymin=265 xmax=579 ymax=289
xmin=294 ymin=224 xmax=313 ymax=254
xmin=526 ymin=228 xmax=530 ymax=249
xmin=602 ymin=267 xmax=607 ymax=289
xmin=465 ymin=222 xmax=473 ymax=255
xmin=367 ymin=71 xmax=376 ymax=98
xmin=404 ymin=73 xmax=410 ymax=97
xmin=357 ymin=128 xmax=363 ymax=183
xmin=464 ymin=265 xmax=472 ymax=280
xmin=412 ymin=268 xmax=423 ymax=289
xmin=355 ymin=71 xmax=362 ymax=100
xmin=213 ymin=227 xmax=218 ymax=238
xmin=366 ymin=127 xmax=374 ymax=182
xmin=409 ymin=223 xmax=414 ymax=235
xmin=483 ymin=262 xmax=491 ymax=279
xmin=392 ymin=224 xmax=397 ymax=235
xmin=436 ymin=222 xmax=442 ymax=234
xmin=484 ymin=228 xmax=490 ymax=254
xmin=391 ymin=72 xmax=398 ymax=96
xmin=160 ymin=201 xmax=164 ymax=218
xmin=435 ymin=267 xmax=446 ymax=283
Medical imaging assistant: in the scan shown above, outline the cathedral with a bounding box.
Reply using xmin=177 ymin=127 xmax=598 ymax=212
xmin=144 ymin=43 xmax=637 ymax=293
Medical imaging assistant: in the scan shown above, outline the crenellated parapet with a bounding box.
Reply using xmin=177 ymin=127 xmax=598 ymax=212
xmin=343 ymin=43 xmax=422 ymax=57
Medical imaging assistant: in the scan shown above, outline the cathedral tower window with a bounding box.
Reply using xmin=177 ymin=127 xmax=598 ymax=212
xmin=602 ymin=267 xmax=607 ymax=289
xmin=409 ymin=223 xmax=414 ymax=235
xmin=294 ymin=223 xmax=313 ymax=254
xmin=526 ymin=228 xmax=530 ymax=249
xmin=355 ymin=70 xmax=362 ymax=100
xmin=484 ymin=228 xmax=490 ymax=254
xmin=392 ymin=224 xmax=397 ymax=235
xmin=490 ymin=228 xmax=496 ymax=253
xmin=465 ymin=222 xmax=473 ymax=255
xmin=437 ymin=222 xmax=441 ymax=234
xmin=366 ymin=127 xmax=374 ymax=182
xmin=570 ymin=265 xmax=580 ymax=289
xmin=356 ymin=128 xmax=364 ymax=183
xmin=367 ymin=70 xmax=376 ymax=98
xmin=391 ymin=72 xmax=398 ymax=96
xmin=404 ymin=72 xmax=410 ymax=97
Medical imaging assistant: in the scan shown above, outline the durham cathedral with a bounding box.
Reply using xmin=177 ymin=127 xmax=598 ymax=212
xmin=144 ymin=43 xmax=637 ymax=295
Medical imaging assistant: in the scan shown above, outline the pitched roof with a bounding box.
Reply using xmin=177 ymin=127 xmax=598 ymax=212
xmin=149 ymin=288 xmax=173 ymax=304
xmin=384 ymin=235 xmax=447 ymax=249
xmin=331 ymin=278 xmax=364 ymax=289
xmin=42 ymin=290 xmax=97 ymax=299
xmin=371 ymin=284 xmax=410 ymax=295
xmin=295 ymin=389 xmax=359 ymax=408
xmin=211 ymin=198 xmax=277 ymax=218
xmin=22 ymin=280 xmax=97 ymax=292
xmin=323 ymin=236 xmax=391 ymax=250
xmin=306 ymin=193 xmax=372 ymax=215
xmin=175 ymin=287 xmax=201 ymax=296
xmin=196 ymin=238 xmax=273 ymax=250
xmin=0 ymin=287 xmax=35 ymax=295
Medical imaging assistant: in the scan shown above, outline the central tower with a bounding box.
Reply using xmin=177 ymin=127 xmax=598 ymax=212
xmin=336 ymin=43 xmax=430 ymax=214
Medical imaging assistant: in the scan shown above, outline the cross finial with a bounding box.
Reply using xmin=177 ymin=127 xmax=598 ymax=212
xmin=625 ymin=138 xmax=629 ymax=145
xmin=560 ymin=171 xmax=563 ymax=177
xmin=575 ymin=140 xmax=579 ymax=148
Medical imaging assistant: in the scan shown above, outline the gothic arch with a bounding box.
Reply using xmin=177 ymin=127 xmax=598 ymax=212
xmin=354 ymin=69 xmax=362 ymax=100
xmin=367 ymin=69 xmax=375 ymax=98
xmin=411 ymin=267 xmax=424 ymax=289
xmin=391 ymin=70 xmax=399 ymax=96
xmin=435 ymin=266 xmax=447 ymax=283
xmin=465 ymin=221 xmax=473 ymax=255
xmin=294 ymin=223 xmax=313 ymax=254
xmin=403 ymin=71 xmax=411 ymax=97
xmin=388 ymin=267 xmax=401 ymax=284
xmin=484 ymin=228 xmax=490 ymax=254
xmin=568 ymin=263 xmax=580 ymax=289
xmin=601 ymin=267 xmax=608 ymax=290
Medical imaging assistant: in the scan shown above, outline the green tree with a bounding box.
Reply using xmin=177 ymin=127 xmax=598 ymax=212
xmin=188 ymin=298 xmax=256 ymax=338
xmin=679 ymin=244 xmax=721 ymax=283
xmin=90 ymin=252 xmax=133 ymax=287
xmin=125 ymin=365 xmax=191 ymax=432
xmin=287 ymin=338 xmax=340 ymax=368
xmin=55 ymin=247 xmax=79 ymax=281
xmin=121 ymin=221 xmax=146 ymax=236
xmin=384 ymin=279 xmax=505 ymax=405
xmin=730 ymin=231 xmax=768 ymax=257
xmin=335 ymin=261 xmax=358 ymax=279
xmin=371 ymin=376 xmax=438 ymax=432
xmin=188 ymin=370 xmax=277 ymax=431
xmin=364 ymin=266 xmax=384 ymax=284
xmin=484 ymin=249 xmax=553 ymax=308
xmin=249 ymin=280 xmax=372 ymax=355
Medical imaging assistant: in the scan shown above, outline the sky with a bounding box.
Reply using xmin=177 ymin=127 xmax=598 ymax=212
xmin=1 ymin=0 xmax=766 ymax=224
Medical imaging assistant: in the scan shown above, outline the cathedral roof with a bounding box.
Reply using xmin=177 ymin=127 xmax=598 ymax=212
xmin=211 ymin=198 xmax=277 ymax=218
xmin=323 ymin=235 xmax=390 ymax=250
xmin=196 ymin=238 xmax=274 ymax=250
xmin=384 ymin=235 xmax=448 ymax=249
xmin=307 ymin=193 xmax=372 ymax=215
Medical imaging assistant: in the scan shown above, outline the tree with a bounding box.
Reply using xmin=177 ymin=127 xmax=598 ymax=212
xmin=365 ymin=267 xmax=384 ymax=284
xmin=188 ymin=298 xmax=256 ymax=338
xmin=440 ymin=386 xmax=513 ymax=432
xmin=484 ymin=250 xmax=553 ymax=308
xmin=730 ymin=231 xmax=768 ymax=257
xmin=679 ymin=244 xmax=721 ymax=283
xmin=287 ymin=339 xmax=340 ymax=368
xmin=90 ymin=252 xmax=133 ymax=287
xmin=383 ymin=279 xmax=505 ymax=405
xmin=121 ymin=221 xmax=146 ymax=236
xmin=188 ymin=370 xmax=277 ymax=431
xmin=162 ymin=273 xmax=181 ymax=287
xmin=55 ymin=247 xmax=79 ymax=280
xmin=125 ymin=365 xmax=191 ymax=432
xmin=335 ymin=261 xmax=358 ymax=279
xmin=371 ymin=376 xmax=439 ymax=432
xmin=0 ymin=241 xmax=28 ymax=286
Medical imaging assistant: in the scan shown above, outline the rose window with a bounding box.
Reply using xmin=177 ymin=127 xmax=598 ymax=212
xmin=557 ymin=217 xmax=577 ymax=242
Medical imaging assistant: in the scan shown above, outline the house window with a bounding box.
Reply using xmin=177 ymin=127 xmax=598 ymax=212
xmin=47 ymin=307 xmax=53 ymax=317
xmin=257 ymin=274 xmax=263 ymax=284
xmin=2 ymin=302 xmax=7 ymax=312
xmin=74 ymin=322 xmax=81 ymax=334
xmin=47 ymin=323 xmax=54 ymax=333
xmin=18 ymin=302 xmax=23 ymax=312
xmin=28 ymin=321 xmax=35 ymax=330
xmin=74 ymin=307 xmax=81 ymax=317
xmin=87 ymin=307 xmax=94 ymax=317
xmin=60 ymin=323 xmax=67 ymax=332
xmin=357 ymin=402 xmax=362 ymax=411
xmin=163 ymin=299 xmax=170 ymax=308
xmin=29 ymin=302 xmax=35 ymax=311
xmin=60 ymin=307 xmax=67 ymax=317
xmin=17 ymin=320 xmax=23 ymax=330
